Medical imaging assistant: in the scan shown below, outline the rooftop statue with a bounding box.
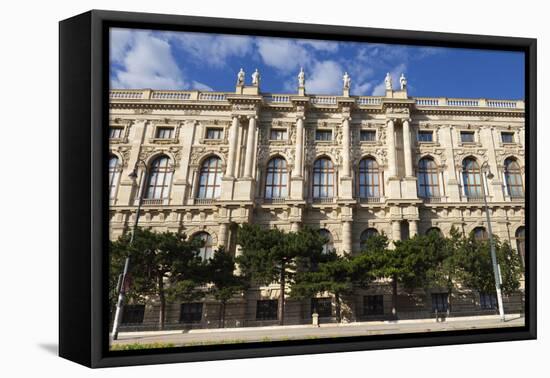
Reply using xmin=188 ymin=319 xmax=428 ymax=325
xmin=343 ymin=72 xmax=351 ymax=90
xmin=252 ymin=68 xmax=261 ymax=86
xmin=400 ymin=73 xmax=407 ymax=90
xmin=385 ymin=72 xmax=393 ymax=90
xmin=298 ymin=67 xmax=305 ymax=88
xmin=237 ymin=68 xmax=245 ymax=85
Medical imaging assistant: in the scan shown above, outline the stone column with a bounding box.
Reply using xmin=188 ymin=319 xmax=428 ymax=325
xmin=291 ymin=222 xmax=300 ymax=233
xmin=243 ymin=116 xmax=257 ymax=179
xmin=293 ymin=117 xmax=304 ymax=178
xmin=409 ymin=220 xmax=418 ymax=237
xmin=392 ymin=220 xmax=401 ymax=242
xmin=218 ymin=222 xmax=228 ymax=248
xmin=402 ymin=119 xmax=413 ymax=177
xmin=387 ymin=119 xmax=396 ymax=177
xmin=342 ymin=221 xmax=353 ymax=254
xmin=342 ymin=117 xmax=351 ymax=178
xmin=226 ymin=116 xmax=240 ymax=179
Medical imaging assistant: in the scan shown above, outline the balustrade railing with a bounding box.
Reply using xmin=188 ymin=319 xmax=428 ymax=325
xmin=310 ymin=96 xmax=337 ymax=105
xmin=357 ymin=97 xmax=382 ymax=105
xmin=359 ymin=197 xmax=381 ymax=204
xmin=194 ymin=198 xmax=216 ymax=205
xmin=262 ymin=197 xmax=288 ymax=204
xmin=141 ymin=198 xmax=165 ymax=206
xmin=265 ymin=95 xmax=291 ymax=103
xmin=151 ymin=91 xmax=191 ymax=100
xmin=110 ymin=90 xmax=144 ymax=99
xmin=422 ymin=196 xmax=443 ymax=203
xmin=312 ymin=197 xmax=335 ymax=204
xmin=198 ymin=93 xmax=226 ymax=101
xmin=110 ymin=90 xmax=523 ymax=110
xmin=486 ymin=100 xmax=518 ymax=108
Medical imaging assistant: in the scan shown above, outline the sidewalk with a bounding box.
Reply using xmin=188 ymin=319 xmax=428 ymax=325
xmin=112 ymin=314 xmax=524 ymax=347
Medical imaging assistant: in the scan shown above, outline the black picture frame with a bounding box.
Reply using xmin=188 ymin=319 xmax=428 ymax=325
xmin=59 ymin=9 xmax=537 ymax=368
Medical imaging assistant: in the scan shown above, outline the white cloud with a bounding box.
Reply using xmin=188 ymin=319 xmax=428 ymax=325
xmin=110 ymin=28 xmax=134 ymax=63
xmin=191 ymin=81 xmax=213 ymax=91
xmin=297 ymin=39 xmax=339 ymax=53
xmin=111 ymin=33 xmax=185 ymax=90
xmin=307 ymin=60 xmax=343 ymax=94
xmin=354 ymin=82 xmax=373 ymax=96
xmin=172 ymin=33 xmax=253 ymax=67
xmin=256 ymin=37 xmax=311 ymax=72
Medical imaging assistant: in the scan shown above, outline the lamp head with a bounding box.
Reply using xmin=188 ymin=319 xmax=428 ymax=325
xmin=128 ymin=169 xmax=138 ymax=182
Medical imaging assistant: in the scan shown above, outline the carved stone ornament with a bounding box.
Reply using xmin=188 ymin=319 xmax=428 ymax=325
xmin=139 ymin=146 xmax=183 ymax=167
xmin=112 ymin=146 xmax=132 ymax=167
xmin=133 ymin=108 xmax=153 ymax=115
xmin=232 ymin=104 xmax=256 ymax=111
xmin=385 ymin=107 xmax=410 ymax=115
xmin=190 ymin=146 xmax=229 ymax=166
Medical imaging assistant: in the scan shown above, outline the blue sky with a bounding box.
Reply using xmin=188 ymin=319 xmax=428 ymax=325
xmin=110 ymin=28 xmax=524 ymax=100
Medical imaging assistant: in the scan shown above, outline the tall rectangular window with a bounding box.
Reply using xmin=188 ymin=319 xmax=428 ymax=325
xmin=311 ymin=297 xmax=332 ymax=317
xmin=431 ymin=293 xmax=448 ymax=312
xmin=180 ymin=303 xmax=203 ymax=323
xmin=315 ymin=129 xmax=332 ymax=141
xmin=417 ymin=131 xmax=433 ymax=142
xmin=501 ymin=132 xmax=515 ymax=144
xmin=155 ymin=127 xmax=174 ymax=139
xmin=121 ymin=304 xmax=145 ymax=324
xmin=460 ymin=131 xmax=475 ymax=143
xmin=109 ymin=126 xmax=124 ymax=139
xmin=360 ymin=130 xmax=376 ymax=142
xmin=270 ymin=128 xmax=288 ymax=140
xmin=206 ymin=128 xmax=223 ymax=139
xmin=256 ymin=300 xmax=278 ymax=320
xmin=363 ymin=295 xmax=384 ymax=315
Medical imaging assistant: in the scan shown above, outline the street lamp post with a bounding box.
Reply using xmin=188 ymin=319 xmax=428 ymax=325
xmin=481 ymin=166 xmax=505 ymax=321
xmin=111 ymin=159 xmax=147 ymax=340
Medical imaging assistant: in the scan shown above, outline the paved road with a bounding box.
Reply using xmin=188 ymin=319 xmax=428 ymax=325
xmin=112 ymin=315 xmax=524 ymax=348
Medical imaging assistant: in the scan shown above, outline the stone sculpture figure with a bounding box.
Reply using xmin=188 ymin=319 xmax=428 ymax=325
xmin=298 ymin=67 xmax=305 ymax=87
xmin=343 ymin=72 xmax=351 ymax=89
xmin=400 ymin=73 xmax=407 ymax=90
xmin=252 ymin=69 xmax=260 ymax=86
xmin=385 ymin=72 xmax=393 ymax=90
xmin=237 ymin=68 xmax=245 ymax=85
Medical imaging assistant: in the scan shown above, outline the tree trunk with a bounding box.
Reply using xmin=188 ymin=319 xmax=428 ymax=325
xmin=219 ymin=300 xmax=226 ymax=329
xmin=278 ymin=262 xmax=286 ymax=326
xmin=335 ymin=293 xmax=341 ymax=323
xmin=391 ymin=275 xmax=398 ymax=320
xmin=158 ymin=275 xmax=166 ymax=330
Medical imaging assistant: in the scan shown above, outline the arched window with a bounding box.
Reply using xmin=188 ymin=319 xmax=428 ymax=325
xmin=462 ymin=158 xmax=483 ymax=198
xmin=108 ymin=155 xmax=121 ymax=200
xmin=504 ymin=158 xmax=524 ymax=198
xmin=319 ymin=229 xmax=334 ymax=254
xmin=418 ymin=157 xmax=440 ymax=198
xmin=313 ymin=158 xmax=334 ymax=199
xmin=426 ymin=227 xmax=442 ymax=237
xmin=265 ymin=157 xmax=288 ymax=199
xmin=358 ymin=157 xmax=380 ymax=198
xmin=473 ymin=227 xmax=488 ymax=242
xmin=193 ymin=232 xmax=214 ymax=260
xmin=198 ymin=156 xmax=222 ymax=199
xmin=516 ymin=226 xmax=525 ymax=261
xmin=360 ymin=228 xmax=379 ymax=250
xmin=144 ymin=155 xmax=172 ymax=200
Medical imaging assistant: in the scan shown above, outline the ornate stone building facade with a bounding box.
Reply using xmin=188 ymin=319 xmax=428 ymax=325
xmin=109 ymin=73 xmax=525 ymax=329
